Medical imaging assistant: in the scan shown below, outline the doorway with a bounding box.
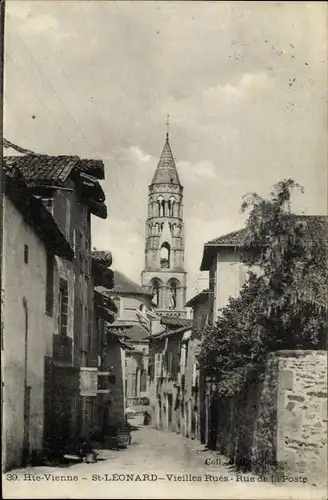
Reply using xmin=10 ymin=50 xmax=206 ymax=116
xmin=167 ymin=394 xmax=173 ymax=429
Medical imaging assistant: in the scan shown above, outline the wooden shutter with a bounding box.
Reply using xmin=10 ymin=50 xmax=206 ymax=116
xmin=155 ymin=353 xmax=163 ymax=378
xmin=192 ymin=363 xmax=197 ymax=387
xmin=155 ymin=353 xmax=161 ymax=378
xmin=168 ymin=352 xmax=173 ymax=378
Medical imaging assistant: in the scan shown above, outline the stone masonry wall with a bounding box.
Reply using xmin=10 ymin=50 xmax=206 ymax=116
xmin=276 ymin=350 xmax=327 ymax=486
xmin=214 ymin=350 xmax=327 ymax=486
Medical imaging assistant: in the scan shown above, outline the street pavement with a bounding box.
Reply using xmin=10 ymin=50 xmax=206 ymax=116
xmin=3 ymin=415 xmax=326 ymax=499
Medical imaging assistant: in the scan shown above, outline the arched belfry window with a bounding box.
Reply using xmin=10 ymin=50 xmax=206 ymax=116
xmin=160 ymin=243 xmax=170 ymax=268
xmin=150 ymin=278 xmax=161 ymax=308
xmin=168 ymin=196 xmax=176 ymax=217
xmin=168 ymin=280 xmax=179 ymax=310
xmin=148 ymin=198 xmax=153 ymax=217
xmin=157 ymin=196 xmax=165 ymax=217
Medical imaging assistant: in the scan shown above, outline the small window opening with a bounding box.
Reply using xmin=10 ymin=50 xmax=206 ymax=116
xmin=24 ymin=244 xmax=29 ymax=264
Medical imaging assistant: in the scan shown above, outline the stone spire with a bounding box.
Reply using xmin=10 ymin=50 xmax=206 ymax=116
xmin=151 ymin=134 xmax=181 ymax=186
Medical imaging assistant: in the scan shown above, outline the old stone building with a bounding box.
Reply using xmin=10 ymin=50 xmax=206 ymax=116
xmin=185 ymin=289 xmax=209 ymax=443
xmin=141 ymin=133 xmax=187 ymax=319
xmin=148 ymin=325 xmax=191 ymax=432
xmin=104 ymin=270 xmax=156 ymax=407
xmin=148 ymin=306 xmax=207 ymax=441
xmin=2 ymin=167 xmax=74 ymax=470
xmin=4 ymin=154 xmax=108 ymax=458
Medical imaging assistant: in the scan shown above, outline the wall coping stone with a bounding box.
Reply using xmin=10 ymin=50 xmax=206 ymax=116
xmin=274 ymin=350 xmax=327 ymax=358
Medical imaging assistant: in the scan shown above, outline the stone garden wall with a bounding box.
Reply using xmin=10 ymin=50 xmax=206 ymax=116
xmin=275 ymin=350 xmax=327 ymax=486
xmin=215 ymin=350 xmax=327 ymax=486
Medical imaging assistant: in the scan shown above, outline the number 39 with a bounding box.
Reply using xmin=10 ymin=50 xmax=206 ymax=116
xmin=6 ymin=474 xmax=18 ymax=481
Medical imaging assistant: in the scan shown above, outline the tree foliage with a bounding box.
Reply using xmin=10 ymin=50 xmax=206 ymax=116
xmin=199 ymin=179 xmax=327 ymax=396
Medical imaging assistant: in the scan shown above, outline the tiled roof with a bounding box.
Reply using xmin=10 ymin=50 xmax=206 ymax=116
xmin=160 ymin=316 xmax=192 ymax=328
xmin=4 ymin=155 xmax=104 ymax=185
xmin=119 ymin=341 xmax=136 ymax=351
xmin=78 ymin=159 xmax=105 ymax=179
xmin=126 ymin=324 xmax=150 ymax=342
xmin=151 ymin=325 xmax=191 ymax=340
xmin=206 ymin=228 xmax=247 ymax=246
xmin=108 ymin=322 xmax=148 ymax=342
xmin=110 ymin=270 xmax=153 ymax=296
xmin=151 ymin=135 xmax=181 ymax=185
xmin=185 ymin=289 xmax=209 ymax=307
xmin=5 ymin=168 xmax=74 ymax=261
xmin=94 ymin=289 xmax=118 ymax=313
xmin=92 ymin=264 xmax=114 ymax=290
xmin=92 ymin=250 xmax=113 ymax=267
xmin=200 ymin=215 xmax=328 ymax=271
xmin=107 ymin=326 xmax=132 ymax=340
xmin=3 ymin=155 xmax=107 ymax=219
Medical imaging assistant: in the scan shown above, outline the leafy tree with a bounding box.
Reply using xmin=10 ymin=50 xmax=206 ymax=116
xmin=199 ymin=179 xmax=327 ymax=395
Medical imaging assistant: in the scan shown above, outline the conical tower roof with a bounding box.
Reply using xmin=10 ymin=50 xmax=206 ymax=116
xmin=151 ymin=134 xmax=181 ymax=185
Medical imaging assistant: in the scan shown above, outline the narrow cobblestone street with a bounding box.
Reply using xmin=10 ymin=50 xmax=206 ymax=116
xmin=3 ymin=416 xmax=326 ymax=499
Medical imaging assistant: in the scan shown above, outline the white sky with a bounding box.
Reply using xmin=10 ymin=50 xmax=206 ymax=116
xmin=4 ymin=1 xmax=327 ymax=299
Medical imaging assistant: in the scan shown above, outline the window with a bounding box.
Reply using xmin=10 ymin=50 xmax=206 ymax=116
xmin=113 ymin=296 xmax=121 ymax=318
xmin=151 ymin=279 xmax=161 ymax=308
xmin=192 ymin=363 xmax=197 ymax=387
xmin=157 ymin=196 xmax=165 ymax=217
xmin=167 ymin=353 xmax=173 ymax=378
xmin=135 ymin=368 xmax=140 ymax=397
xmin=98 ymin=374 xmax=109 ymax=391
xmin=42 ymin=198 xmax=53 ymax=215
xmin=168 ymin=280 xmax=178 ymax=310
xmin=168 ymin=197 xmax=176 ymax=217
xmin=185 ymin=343 xmax=189 ymax=368
xmin=155 ymin=353 xmax=163 ymax=378
xmin=140 ymin=370 xmax=147 ymax=392
xmin=73 ymin=229 xmax=77 ymax=254
xmin=45 ymin=252 xmax=54 ymax=316
xmin=160 ymin=242 xmax=170 ymax=268
xmin=58 ymin=279 xmax=68 ymax=336
xmin=139 ymin=303 xmax=146 ymax=314
xmin=78 ymin=230 xmax=84 ymax=274
xmin=24 ymin=244 xmax=28 ymax=264
xmin=97 ymin=373 xmax=115 ymax=390
xmin=84 ymin=306 xmax=89 ymax=351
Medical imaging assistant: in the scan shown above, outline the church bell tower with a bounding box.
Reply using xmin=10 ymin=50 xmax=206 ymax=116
xmin=141 ymin=132 xmax=187 ymax=318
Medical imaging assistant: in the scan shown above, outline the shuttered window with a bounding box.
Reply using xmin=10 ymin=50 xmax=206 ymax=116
xmin=155 ymin=353 xmax=163 ymax=378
